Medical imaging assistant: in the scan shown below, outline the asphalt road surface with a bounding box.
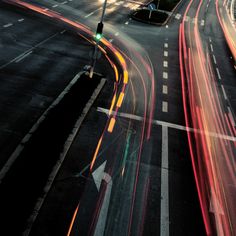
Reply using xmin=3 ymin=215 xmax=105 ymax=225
xmin=0 ymin=0 xmax=235 ymax=236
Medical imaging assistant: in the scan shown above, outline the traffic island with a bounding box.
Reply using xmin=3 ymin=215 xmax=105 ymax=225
xmin=131 ymin=0 xmax=181 ymax=25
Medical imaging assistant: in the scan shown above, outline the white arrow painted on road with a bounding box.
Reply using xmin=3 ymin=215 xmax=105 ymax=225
xmin=92 ymin=161 xmax=107 ymax=190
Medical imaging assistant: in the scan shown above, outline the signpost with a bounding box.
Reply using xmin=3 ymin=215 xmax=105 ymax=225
xmin=148 ymin=3 xmax=156 ymax=19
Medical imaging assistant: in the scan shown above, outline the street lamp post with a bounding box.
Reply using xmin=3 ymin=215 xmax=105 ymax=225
xmin=89 ymin=0 xmax=108 ymax=78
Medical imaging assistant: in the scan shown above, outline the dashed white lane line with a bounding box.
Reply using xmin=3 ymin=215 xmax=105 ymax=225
xmin=125 ymin=21 xmax=129 ymax=25
xmin=61 ymin=1 xmax=68 ymax=4
xmin=52 ymin=4 xmax=58 ymax=8
xmin=163 ymin=61 xmax=168 ymax=68
xmin=15 ymin=51 xmax=33 ymax=63
xmin=163 ymin=72 xmax=168 ymax=79
xmin=18 ymin=18 xmax=24 ymax=22
xmin=210 ymin=44 xmax=214 ymax=52
xmin=162 ymin=85 xmax=168 ymax=94
xmin=213 ymin=54 xmax=217 ymax=64
xmin=175 ymin=13 xmax=181 ymax=20
xmin=164 ymin=51 xmax=168 ymax=57
xmin=164 ymin=43 xmax=168 ymax=48
xmin=209 ymin=37 xmax=212 ymax=43
xmin=3 ymin=23 xmax=13 ymax=28
xmin=115 ymin=32 xmax=119 ymax=36
xmin=109 ymin=38 xmax=114 ymax=42
xmin=97 ymin=107 xmax=236 ymax=141
xmin=216 ymin=67 xmax=222 ymax=80
xmin=221 ymin=85 xmax=228 ymax=100
xmin=162 ymin=101 xmax=168 ymax=112
xmin=227 ymin=107 xmax=236 ymax=127
xmin=85 ymin=12 xmax=94 ymax=18
xmin=166 ymin=25 xmax=169 ymax=28
xmin=201 ymin=19 xmax=205 ymax=26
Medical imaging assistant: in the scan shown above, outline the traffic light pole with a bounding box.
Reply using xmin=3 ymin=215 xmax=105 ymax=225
xmin=89 ymin=0 xmax=108 ymax=78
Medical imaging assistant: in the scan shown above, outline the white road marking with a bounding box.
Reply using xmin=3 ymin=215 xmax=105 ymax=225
xmin=162 ymin=101 xmax=168 ymax=112
xmin=160 ymin=126 xmax=169 ymax=236
xmin=209 ymin=37 xmax=212 ymax=42
xmin=43 ymin=8 xmax=49 ymax=11
xmin=166 ymin=25 xmax=169 ymax=28
xmin=125 ymin=21 xmax=129 ymax=25
xmin=92 ymin=161 xmax=107 ymax=190
xmin=52 ymin=4 xmax=58 ymax=8
xmin=18 ymin=18 xmax=24 ymax=22
xmin=3 ymin=23 xmax=13 ymax=28
xmin=213 ymin=55 xmax=217 ymax=64
xmin=94 ymin=173 xmax=112 ymax=236
xmin=175 ymin=13 xmax=181 ymax=20
xmin=221 ymin=85 xmax=228 ymax=100
xmin=97 ymin=107 xmax=236 ymax=141
xmin=162 ymin=85 xmax=168 ymax=94
xmin=163 ymin=61 xmax=168 ymax=68
xmin=109 ymin=38 xmax=114 ymax=42
xmin=216 ymin=67 xmax=222 ymax=80
xmin=227 ymin=106 xmax=236 ymax=127
xmin=15 ymin=51 xmax=33 ymax=63
xmin=164 ymin=43 xmax=168 ymax=48
xmin=192 ymin=17 xmax=196 ymax=24
xmin=61 ymin=1 xmax=68 ymax=4
xmin=164 ymin=51 xmax=168 ymax=57
xmin=201 ymin=19 xmax=205 ymax=26
xmin=115 ymin=32 xmax=119 ymax=36
xmin=85 ymin=12 xmax=94 ymax=18
xmin=210 ymin=44 xmax=214 ymax=52
xmin=163 ymin=72 xmax=168 ymax=79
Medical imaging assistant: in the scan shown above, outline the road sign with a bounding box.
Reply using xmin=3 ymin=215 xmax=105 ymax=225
xmin=148 ymin=3 xmax=156 ymax=11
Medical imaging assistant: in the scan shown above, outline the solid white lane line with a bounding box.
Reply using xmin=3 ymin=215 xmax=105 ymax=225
xmin=163 ymin=72 xmax=168 ymax=79
xmin=164 ymin=51 xmax=168 ymax=57
xmin=162 ymin=101 xmax=168 ymax=112
xmin=221 ymin=85 xmax=228 ymax=100
xmin=213 ymin=55 xmax=217 ymax=64
xmin=97 ymin=107 xmax=236 ymax=141
xmin=162 ymin=85 xmax=168 ymax=94
xmin=3 ymin=23 xmax=13 ymax=28
xmin=160 ymin=126 xmax=169 ymax=236
xmin=52 ymin=4 xmax=58 ymax=7
xmin=216 ymin=67 xmax=222 ymax=80
xmin=163 ymin=61 xmax=168 ymax=68
xmin=18 ymin=18 xmax=24 ymax=22
xmin=164 ymin=43 xmax=168 ymax=48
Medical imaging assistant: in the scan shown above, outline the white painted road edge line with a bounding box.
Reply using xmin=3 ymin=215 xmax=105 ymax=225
xmin=23 ymin=76 xmax=107 ymax=236
xmin=97 ymin=107 xmax=236 ymax=141
xmin=15 ymin=51 xmax=33 ymax=63
xmin=160 ymin=126 xmax=169 ymax=236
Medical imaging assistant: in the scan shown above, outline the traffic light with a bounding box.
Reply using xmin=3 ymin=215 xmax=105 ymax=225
xmin=95 ymin=22 xmax=103 ymax=41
